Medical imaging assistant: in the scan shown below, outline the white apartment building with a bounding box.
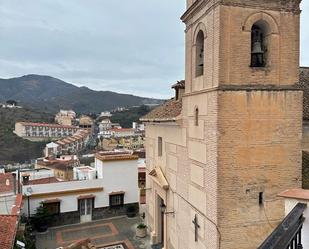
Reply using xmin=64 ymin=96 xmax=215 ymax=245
xmin=14 ymin=122 xmax=80 ymax=141
xmin=45 ymin=129 xmax=90 ymax=156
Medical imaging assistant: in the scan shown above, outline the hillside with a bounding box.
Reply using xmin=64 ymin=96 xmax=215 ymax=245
xmin=111 ymin=105 xmax=151 ymax=128
xmin=0 ymin=74 xmax=163 ymax=113
xmin=0 ymin=108 xmax=53 ymax=165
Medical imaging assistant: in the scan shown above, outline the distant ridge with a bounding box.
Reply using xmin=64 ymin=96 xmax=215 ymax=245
xmin=0 ymin=74 xmax=163 ymax=113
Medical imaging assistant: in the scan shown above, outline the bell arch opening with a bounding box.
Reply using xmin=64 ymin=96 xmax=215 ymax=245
xmin=250 ymin=20 xmax=271 ymax=68
xmin=195 ymin=30 xmax=205 ymax=77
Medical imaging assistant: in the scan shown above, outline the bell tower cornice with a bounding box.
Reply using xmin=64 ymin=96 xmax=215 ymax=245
xmin=182 ymin=0 xmax=301 ymax=24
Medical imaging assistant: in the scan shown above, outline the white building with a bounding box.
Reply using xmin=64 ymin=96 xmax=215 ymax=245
xmin=14 ymin=122 xmax=80 ymax=141
xmin=99 ymin=119 xmax=112 ymax=132
xmin=110 ymin=128 xmax=135 ymax=138
xmin=73 ymin=166 xmax=97 ymax=180
xmin=22 ymin=152 xmax=139 ymax=225
xmin=55 ymin=110 xmax=76 ymax=126
xmin=45 ymin=129 xmax=90 ymax=156
xmin=99 ymin=111 xmax=112 ymax=118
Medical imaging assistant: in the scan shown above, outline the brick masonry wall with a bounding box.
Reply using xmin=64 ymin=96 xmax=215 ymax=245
xmin=217 ymin=90 xmax=303 ymax=248
xmin=219 ymin=5 xmax=300 ymax=86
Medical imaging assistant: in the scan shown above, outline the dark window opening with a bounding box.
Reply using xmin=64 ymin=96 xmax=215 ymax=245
xmin=259 ymin=192 xmax=264 ymax=206
xmin=195 ymin=107 xmax=199 ymax=126
xmin=195 ymin=30 xmax=205 ymax=77
xmin=158 ymin=137 xmax=163 ymax=157
xmin=250 ymin=21 xmax=270 ymax=68
xmin=109 ymin=194 xmax=124 ymax=207
xmin=43 ymin=202 xmax=60 ymax=215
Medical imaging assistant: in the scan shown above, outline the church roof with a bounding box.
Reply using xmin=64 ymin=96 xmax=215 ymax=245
xmin=140 ymin=98 xmax=182 ymax=122
xmin=299 ymin=67 xmax=309 ymax=120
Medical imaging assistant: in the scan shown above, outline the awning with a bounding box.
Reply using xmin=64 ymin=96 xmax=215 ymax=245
xmin=149 ymin=167 xmax=169 ymax=190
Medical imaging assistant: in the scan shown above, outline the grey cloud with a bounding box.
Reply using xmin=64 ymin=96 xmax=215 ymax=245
xmin=0 ymin=1 xmax=308 ymax=98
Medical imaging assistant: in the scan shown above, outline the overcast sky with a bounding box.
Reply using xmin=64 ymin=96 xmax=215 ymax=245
xmin=0 ymin=1 xmax=308 ymax=99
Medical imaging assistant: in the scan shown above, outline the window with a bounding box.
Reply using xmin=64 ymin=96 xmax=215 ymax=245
xmin=259 ymin=192 xmax=264 ymax=206
xmin=43 ymin=201 xmax=60 ymax=215
xmin=195 ymin=107 xmax=199 ymax=126
xmin=109 ymin=194 xmax=124 ymax=207
xmin=158 ymin=137 xmax=163 ymax=157
xmin=251 ymin=20 xmax=270 ymax=67
xmin=195 ymin=30 xmax=205 ymax=77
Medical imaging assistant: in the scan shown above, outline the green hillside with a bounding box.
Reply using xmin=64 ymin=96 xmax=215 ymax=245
xmin=0 ymin=74 xmax=163 ymax=113
xmin=0 ymin=108 xmax=53 ymax=164
xmin=110 ymin=105 xmax=151 ymax=128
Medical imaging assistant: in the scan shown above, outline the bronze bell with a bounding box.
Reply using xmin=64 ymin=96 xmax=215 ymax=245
xmin=252 ymin=41 xmax=264 ymax=55
xmin=198 ymin=48 xmax=204 ymax=67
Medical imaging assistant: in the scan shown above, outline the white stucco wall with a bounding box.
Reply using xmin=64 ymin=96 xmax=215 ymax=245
xmin=101 ymin=159 xmax=139 ymax=205
xmin=284 ymin=199 xmax=309 ymax=248
xmin=22 ymin=158 xmax=139 ymax=216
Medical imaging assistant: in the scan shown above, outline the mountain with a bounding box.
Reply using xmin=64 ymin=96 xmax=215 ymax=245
xmin=0 ymin=74 xmax=163 ymax=113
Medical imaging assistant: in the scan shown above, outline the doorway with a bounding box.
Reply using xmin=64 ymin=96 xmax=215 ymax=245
xmin=79 ymin=198 xmax=92 ymax=223
xmin=158 ymin=195 xmax=165 ymax=245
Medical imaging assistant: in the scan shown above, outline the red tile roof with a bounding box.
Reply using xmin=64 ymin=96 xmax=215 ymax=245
xmin=297 ymin=67 xmax=309 ymax=120
xmin=27 ymin=177 xmax=60 ymax=185
xmin=11 ymin=194 xmax=22 ymax=216
xmin=0 ymin=173 xmax=15 ymax=194
xmin=17 ymin=122 xmax=79 ymax=129
xmin=278 ymin=188 xmax=309 ymax=201
xmin=140 ymin=98 xmax=182 ymax=122
xmin=95 ymin=153 xmax=138 ymax=162
xmin=109 ymin=128 xmax=134 ymax=132
xmin=0 ymin=215 xmax=18 ymax=249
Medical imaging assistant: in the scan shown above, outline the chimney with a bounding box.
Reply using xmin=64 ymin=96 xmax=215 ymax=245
xmin=171 ymin=80 xmax=185 ymax=101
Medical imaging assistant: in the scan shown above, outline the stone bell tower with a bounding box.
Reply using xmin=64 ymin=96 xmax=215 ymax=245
xmin=181 ymin=0 xmax=303 ymax=248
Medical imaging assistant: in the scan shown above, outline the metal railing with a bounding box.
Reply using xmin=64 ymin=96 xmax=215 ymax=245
xmin=258 ymin=203 xmax=307 ymax=249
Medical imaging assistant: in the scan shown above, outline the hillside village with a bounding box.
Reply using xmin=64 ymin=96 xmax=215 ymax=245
xmin=1 ymin=1 xmax=309 ymax=249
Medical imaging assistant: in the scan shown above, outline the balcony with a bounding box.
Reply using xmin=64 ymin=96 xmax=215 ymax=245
xmin=258 ymin=203 xmax=307 ymax=249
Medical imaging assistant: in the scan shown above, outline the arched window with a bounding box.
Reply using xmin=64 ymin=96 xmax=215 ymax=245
xmin=251 ymin=20 xmax=270 ymax=67
xmin=194 ymin=107 xmax=199 ymax=126
xmin=195 ymin=31 xmax=205 ymax=77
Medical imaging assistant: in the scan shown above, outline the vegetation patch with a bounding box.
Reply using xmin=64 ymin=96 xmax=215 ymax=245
xmin=0 ymin=108 xmax=53 ymax=164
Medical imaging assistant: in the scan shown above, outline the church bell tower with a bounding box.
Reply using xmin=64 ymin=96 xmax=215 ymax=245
xmin=181 ymin=0 xmax=302 ymax=248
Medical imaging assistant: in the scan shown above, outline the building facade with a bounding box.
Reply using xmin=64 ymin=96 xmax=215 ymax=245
xmin=142 ymin=0 xmax=303 ymax=248
xmin=55 ymin=110 xmax=76 ymax=126
xmin=23 ymin=152 xmax=139 ymax=226
xmin=14 ymin=122 xmax=80 ymax=141
xmin=45 ymin=129 xmax=90 ymax=156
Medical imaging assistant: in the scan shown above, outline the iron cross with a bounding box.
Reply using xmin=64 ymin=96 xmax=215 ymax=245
xmin=192 ymin=214 xmax=200 ymax=242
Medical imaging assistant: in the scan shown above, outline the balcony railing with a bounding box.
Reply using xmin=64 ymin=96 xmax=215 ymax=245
xmin=258 ymin=203 xmax=307 ymax=249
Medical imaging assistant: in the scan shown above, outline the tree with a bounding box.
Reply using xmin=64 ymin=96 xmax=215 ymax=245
xmin=6 ymin=100 xmax=18 ymax=106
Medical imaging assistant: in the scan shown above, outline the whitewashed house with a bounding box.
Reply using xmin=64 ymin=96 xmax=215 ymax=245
xmin=22 ymin=152 xmax=139 ymax=225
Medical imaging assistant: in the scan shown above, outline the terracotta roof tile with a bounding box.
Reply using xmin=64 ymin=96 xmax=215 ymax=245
xmin=17 ymin=122 xmax=79 ymax=129
xmin=303 ymin=150 xmax=309 ymax=189
xmin=95 ymin=153 xmax=138 ymax=162
xmin=0 ymin=215 xmax=18 ymax=249
xmin=140 ymin=98 xmax=182 ymax=122
xmin=278 ymin=188 xmax=309 ymax=201
xmin=298 ymin=67 xmax=309 ymax=120
xmin=26 ymin=177 xmax=60 ymax=185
